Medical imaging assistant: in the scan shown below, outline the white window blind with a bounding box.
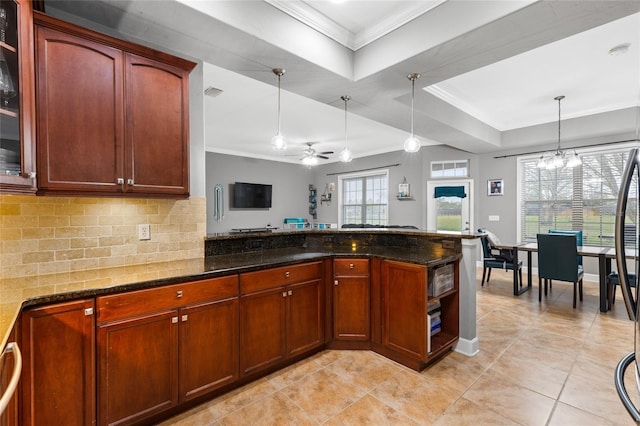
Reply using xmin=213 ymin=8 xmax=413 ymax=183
xmin=340 ymin=170 xmax=388 ymax=226
xmin=519 ymin=147 xmax=636 ymax=246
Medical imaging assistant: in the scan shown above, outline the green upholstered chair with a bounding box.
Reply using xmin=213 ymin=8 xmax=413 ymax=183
xmin=536 ymin=233 xmax=584 ymax=308
xmin=478 ymin=229 xmax=522 ymax=287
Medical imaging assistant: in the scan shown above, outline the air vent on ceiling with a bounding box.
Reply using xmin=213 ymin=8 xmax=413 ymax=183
xmin=204 ymin=86 xmax=223 ymax=97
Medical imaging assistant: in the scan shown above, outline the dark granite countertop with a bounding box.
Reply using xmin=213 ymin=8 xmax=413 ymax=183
xmin=0 ymin=241 xmax=463 ymax=349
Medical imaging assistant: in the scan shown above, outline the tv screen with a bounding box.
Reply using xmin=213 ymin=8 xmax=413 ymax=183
xmin=233 ymin=182 xmax=272 ymax=209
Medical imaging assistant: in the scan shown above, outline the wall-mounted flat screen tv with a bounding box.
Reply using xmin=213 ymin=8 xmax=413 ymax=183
xmin=233 ymin=182 xmax=272 ymax=208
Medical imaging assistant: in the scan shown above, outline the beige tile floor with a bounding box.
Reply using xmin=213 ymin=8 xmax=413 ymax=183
xmin=160 ymin=269 xmax=640 ymax=425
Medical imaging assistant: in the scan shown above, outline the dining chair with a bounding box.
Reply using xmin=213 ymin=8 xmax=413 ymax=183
xmin=607 ymin=271 xmax=637 ymax=308
xmin=536 ymin=233 xmax=584 ymax=308
xmin=478 ymin=229 xmax=523 ymax=288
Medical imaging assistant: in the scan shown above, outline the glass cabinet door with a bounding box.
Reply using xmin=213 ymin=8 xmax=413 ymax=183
xmin=0 ymin=0 xmax=35 ymax=193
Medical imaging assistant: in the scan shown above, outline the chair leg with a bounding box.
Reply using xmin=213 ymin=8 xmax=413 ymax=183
xmin=481 ymin=267 xmax=487 ymax=286
xmin=573 ymin=281 xmax=577 ymax=308
xmin=487 ymin=268 xmax=492 ymax=283
xmin=538 ymin=276 xmax=542 ymax=302
xmin=519 ymin=267 xmax=523 ymax=288
xmin=579 ymin=279 xmax=583 ymax=301
xmin=613 ymin=284 xmax=617 ymax=305
xmin=544 ymin=279 xmax=548 ymax=296
xmin=549 ymin=279 xmax=553 ymax=290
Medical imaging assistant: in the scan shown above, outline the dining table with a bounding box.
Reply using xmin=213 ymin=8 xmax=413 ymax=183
xmin=493 ymin=242 xmax=630 ymax=312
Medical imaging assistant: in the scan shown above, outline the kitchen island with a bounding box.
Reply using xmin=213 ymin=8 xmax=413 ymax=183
xmin=0 ymin=228 xmax=480 ymax=425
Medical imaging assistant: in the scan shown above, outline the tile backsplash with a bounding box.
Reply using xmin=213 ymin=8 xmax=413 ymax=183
xmin=0 ymin=195 xmax=206 ymax=279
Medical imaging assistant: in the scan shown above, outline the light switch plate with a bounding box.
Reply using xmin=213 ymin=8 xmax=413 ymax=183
xmin=488 ymin=215 xmax=500 ymax=222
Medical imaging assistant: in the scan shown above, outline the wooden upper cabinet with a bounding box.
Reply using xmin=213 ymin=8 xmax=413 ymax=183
xmin=33 ymin=12 xmax=195 ymax=198
xmin=0 ymin=0 xmax=37 ymax=194
xmin=35 ymin=26 xmax=123 ymax=193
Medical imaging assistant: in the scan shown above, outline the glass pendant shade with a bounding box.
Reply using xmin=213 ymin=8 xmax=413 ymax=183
xmin=404 ymin=136 xmax=421 ymax=153
xmin=271 ymin=68 xmax=287 ymax=151
xmin=536 ymin=155 xmax=546 ymax=168
xmin=339 ymin=147 xmax=353 ymax=162
xmin=566 ymin=150 xmax=582 ymax=168
xmin=404 ymin=73 xmax=421 ymax=153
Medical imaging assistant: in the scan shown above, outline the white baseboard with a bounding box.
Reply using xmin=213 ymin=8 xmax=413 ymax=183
xmin=454 ymin=337 xmax=479 ymax=357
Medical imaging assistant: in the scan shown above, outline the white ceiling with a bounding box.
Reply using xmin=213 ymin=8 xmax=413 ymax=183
xmin=46 ymin=0 xmax=640 ymax=165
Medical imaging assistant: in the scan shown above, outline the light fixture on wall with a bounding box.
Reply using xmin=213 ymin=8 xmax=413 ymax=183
xmin=403 ymin=73 xmax=421 ymax=153
xmin=536 ymin=95 xmax=581 ymax=169
xmin=339 ymin=95 xmax=353 ymax=162
xmin=271 ymin=68 xmax=287 ymax=151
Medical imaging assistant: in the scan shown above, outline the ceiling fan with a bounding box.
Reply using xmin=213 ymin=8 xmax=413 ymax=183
xmin=292 ymin=142 xmax=334 ymax=166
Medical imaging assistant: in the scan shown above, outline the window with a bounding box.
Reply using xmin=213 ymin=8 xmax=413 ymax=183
xmin=518 ymin=145 xmax=636 ymax=246
xmin=431 ymin=160 xmax=469 ymax=178
xmin=339 ymin=170 xmax=388 ymax=226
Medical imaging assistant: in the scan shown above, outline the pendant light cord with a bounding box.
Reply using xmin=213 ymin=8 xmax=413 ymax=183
xmin=342 ymin=95 xmax=350 ymax=149
xmin=277 ymin=72 xmax=281 ymax=134
xmin=555 ymin=95 xmax=564 ymax=153
xmin=410 ymin=76 xmax=415 ymax=136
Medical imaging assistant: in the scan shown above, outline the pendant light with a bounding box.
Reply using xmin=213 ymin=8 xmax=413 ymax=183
xmin=271 ymin=68 xmax=287 ymax=151
xmin=537 ymin=95 xmax=581 ymax=169
xmin=403 ymin=73 xmax=421 ymax=153
xmin=339 ymin=95 xmax=353 ymax=162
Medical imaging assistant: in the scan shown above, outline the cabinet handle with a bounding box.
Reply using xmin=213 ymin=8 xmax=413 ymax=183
xmin=0 ymin=343 xmax=22 ymax=416
xmin=349 ymin=263 xmax=354 ymax=269
xmin=282 ymin=291 xmax=287 ymax=297
xmin=181 ymin=315 xmax=188 ymax=322
xmin=84 ymin=308 xmax=93 ymax=316
xmin=117 ymin=177 xmax=124 ymax=191
xmin=127 ymin=178 xmax=134 ymax=185
xmin=288 ymin=290 xmax=293 ymax=296
xmin=176 ymin=291 xmax=183 ymax=298
xmin=285 ymin=271 xmax=290 ymax=278
xmin=28 ymin=171 xmax=36 ymax=179
xmin=171 ymin=317 xmax=178 ymax=324
xmin=334 ymin=280 xmax=339 ymax=286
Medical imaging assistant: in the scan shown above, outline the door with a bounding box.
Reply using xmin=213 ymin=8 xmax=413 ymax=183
xmin=426 ymin=179 xmax=473 ymax=232
xmin=286 ymin=279 xmax=323 ymax=357
xmin=98 ymin=310 xmax=178 ymax=426
xmin=179 ymin=297 xmax=239 ymax=402
xmin=239 ymin=287 xmax=286 ymax=377
xmin=21 ymin=299 xmax=95 ymax=426
xmin=333 ymin=277 xmax=370 ymax=341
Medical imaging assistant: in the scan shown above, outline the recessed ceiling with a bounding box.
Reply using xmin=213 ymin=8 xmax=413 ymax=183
xmin=45 ymin=0 xmax=640 ymax=163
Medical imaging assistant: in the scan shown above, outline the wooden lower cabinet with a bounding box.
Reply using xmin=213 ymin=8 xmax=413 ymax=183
xmin=380 ymin=259 xmax=459 ymax=370
xmin=239 ymin=262 xmax=324 ymax=377
xmin=0 ymin=324 xmax=19 ymax=426
xmin=97 ymin=310 xmax=179 ymax=426
xmin=21 ymin=299 xmax=96 ymax=426
xmin=96 ymin=275 xmax=239 ymax=426
xmin=333 ymin=258 xmax=370 ymax=341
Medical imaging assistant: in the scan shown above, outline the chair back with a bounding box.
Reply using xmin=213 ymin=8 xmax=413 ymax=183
xmin=477 ymin=229 xmax=492 ymax=258
xmin=548 ymin=229 xmax=582 ymax=265
xmin=537 ymin=233 xmax=579 ymax=282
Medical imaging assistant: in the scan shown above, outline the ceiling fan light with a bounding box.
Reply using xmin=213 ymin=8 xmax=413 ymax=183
xmin=302 ymin=155 xmax=318 ymax=166
xmin=271 ymin=133 xmax=287 ymax=151
xmin=339 ymin=147 xmax=353 ymax=162
xmin=404 ymin=135 xmax=421 ymax=153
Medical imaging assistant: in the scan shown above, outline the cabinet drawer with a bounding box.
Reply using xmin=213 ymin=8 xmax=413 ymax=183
xmin=97 ymin=275 xmax=238 ymax=323
xmin=334 ymin=258 xmax=369 ymax=276
xmin=240 ymin=261 xmax=322 ymax=294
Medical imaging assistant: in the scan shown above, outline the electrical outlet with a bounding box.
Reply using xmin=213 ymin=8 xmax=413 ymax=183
xmin=138 ymin=224 xmax=150 ymax=240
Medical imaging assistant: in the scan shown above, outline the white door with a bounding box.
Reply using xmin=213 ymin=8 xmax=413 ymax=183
xmin=426 ymin=180 xmax=473 ymax=233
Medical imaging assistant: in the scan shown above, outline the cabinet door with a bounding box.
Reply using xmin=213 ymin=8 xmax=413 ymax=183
xmin=0 ymin=323 xmax=19 ymax=426
xmin=286 ymin=279 xmax=323 ymax=357
xmin=124 ymin=53 xmax=189 ymax=196
xmin=333 ymin=277 xmax=370 ymax=341
xmin=382 ymin=260 xmax=427 ymax=360
xmin=179 ymin=297 xmax=239 ymax=402
xmin=35 ymin=25 xmax=124 ymax=194
xmin=239 ymin=287 xmax=286 ymax=377
xmin=21 ymin=299 xmax=95 ymax=426
xmin=0 ymin=0 xmax=36 ymax=193
xmin=97 ymin=310 xmax=178 ymax=426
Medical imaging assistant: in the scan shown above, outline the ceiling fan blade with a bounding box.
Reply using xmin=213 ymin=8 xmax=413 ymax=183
xmin=317 ymin=155 xmax=329 ymax=159
xmin=318 ymin=151 xmax=334 ymax=155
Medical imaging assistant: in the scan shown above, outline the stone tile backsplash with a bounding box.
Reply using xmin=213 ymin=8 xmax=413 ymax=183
xmin=0 ymin=195 xmax=206 ymax=279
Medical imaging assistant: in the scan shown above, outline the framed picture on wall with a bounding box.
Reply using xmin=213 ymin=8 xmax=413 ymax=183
xmin=488 ymin=179 xmax=504 ymax=196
